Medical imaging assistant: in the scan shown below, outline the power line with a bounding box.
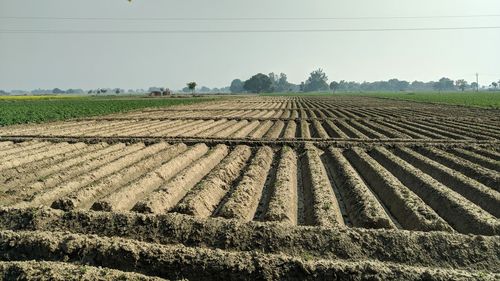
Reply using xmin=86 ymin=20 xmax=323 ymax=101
xmin=0 ymin=26 xmax=499 ymax=34
xmin=1 ymin=14 xmax=500 ymax=21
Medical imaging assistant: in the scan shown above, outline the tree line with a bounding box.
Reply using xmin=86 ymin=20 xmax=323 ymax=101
xmin=229 ymin=69 xmax=500 ymax=93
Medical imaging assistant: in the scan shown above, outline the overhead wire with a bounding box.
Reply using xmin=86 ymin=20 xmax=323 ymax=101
xmin=0 ymin=14 xmax=499 ymax=21
xmin=0 ymin=26 xmax=499 ymax=34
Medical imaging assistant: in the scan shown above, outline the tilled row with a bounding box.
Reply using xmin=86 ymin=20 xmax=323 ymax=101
xmin=2 ymin=207 xmax=498 ymax=271
xmin=0 ymin=229 xmax=497 ymax=281
xmin=107 ymin=107 xmax=500 ymax=120
xmin=0 ymin=261 xmax=165 ymax=281
xmin=1 ymin=117 xmax=498 ymax=140
xmin=164 ymin=96 xmax=499 ymax=118
xmin=1 ymin=141 xmax=498 ymax=235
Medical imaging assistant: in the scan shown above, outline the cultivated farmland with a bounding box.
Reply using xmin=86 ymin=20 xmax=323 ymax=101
xmin=0 ymin=95 xmax=499 ymax=280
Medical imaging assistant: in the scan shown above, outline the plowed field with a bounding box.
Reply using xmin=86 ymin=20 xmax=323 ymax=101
xmin=0 ymin=96 xmax=499 ymax=280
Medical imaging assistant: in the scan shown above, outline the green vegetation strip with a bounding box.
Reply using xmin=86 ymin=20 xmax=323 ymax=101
xmin=261 ymin=91 xmax=500 ymax=109
xmin=364 ymin=92 xmax=500 ymax=109
xmin=0 ymin=96 xmax=216 ymax=126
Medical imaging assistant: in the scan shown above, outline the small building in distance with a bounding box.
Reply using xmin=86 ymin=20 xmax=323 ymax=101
xmin=149 ymin=88 xmax=172 ymax=97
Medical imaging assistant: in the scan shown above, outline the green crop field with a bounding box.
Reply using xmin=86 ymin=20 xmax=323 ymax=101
xmin=0 ymin=95 xmax=216 ymax=126
xmin=359 ymin=91 xmax=500 ymax=109
xmin=262 ymin=91 xmax=500 ymax=109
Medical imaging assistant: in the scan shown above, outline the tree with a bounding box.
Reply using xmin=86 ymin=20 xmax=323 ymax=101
xmin=265 ymin=72 xmax=291 ymax=92
xmin=304 ymin=68 xmax=328 ymax=92
xmin=329 ymin=81 xmax=340 ymax=93
xmin=187 ymin=82 xmax=197 ymax=94
xmin=243 ymin=73 xmax=272 ymax=93
xmin=455 ymin=79 xmax=468 ymax=92
xmin=299 ymin=82 xmax=305 ymax=92
xmin=411 ymin=80 xmax=434 ymax=91
xmin=396 ymin=80 xmax=410 ymax=91
xmin=337 ymin=80 xmax=347 ymax=91
xmin=200 ymin=86 xmax=211 ymax=92
xmin=491 ymin=82 xmax=498 ymax=90
xmin=433 ymin=77 xmax=454 ymax=92
xmin=52 ymin=88 xmax=64 ymax=94
xmin=276 ymin=73 xmax=291 ymax=92
xmin=229 ymin=79 xmax=244 ymax=93
xmin=268 ymin=72 xmax=278 ymax=92
xmin=470 ymin=82 xmax=479 ymax=92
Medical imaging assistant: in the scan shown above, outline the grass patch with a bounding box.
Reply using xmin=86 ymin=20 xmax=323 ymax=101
xmin=0 ymin=96 xmax=217 ymax=126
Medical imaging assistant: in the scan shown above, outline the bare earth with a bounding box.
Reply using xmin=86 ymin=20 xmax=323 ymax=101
xmin=0 ymin=95 xmax=499 ymax=280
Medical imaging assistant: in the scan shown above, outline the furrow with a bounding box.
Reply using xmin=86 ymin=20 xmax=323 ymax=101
xmin=394 ymin=147 xmax=500 ymax=217
xmin=335 ymin=120 xmax=368 ymax=138
xmin=345 ymin=148 xmax=452 ymax=231
xmin=2 ymin=230 xmax=496 ymax=281
xmin=197 ymin=120 xmax=236 ymax=137
xmin=457 ymin=119 xmax=500 ymax=134
xmin=450 ymin=148 xmax=500 ymax=171
xmin=0 ymin=141 xmax=48 ymax=158
xmin=375 ymin=120 xmax=427 ymax=139
xmin=383 ymin=120 xmax=445 ymax=139
xmin=132 ymin=144 xmax=229 ymax=213
xmin=399 ymin=120 xmax=471 ymax=140
xmin=471 ymin=147 xmax=500 ymax=161
xmin=66 ymin=121 xmax=133 ymax=136
xmin=370 ymin=147 xmax=499 ymax=235
xmin=299 ymin=120 xmax=311 ymax=138
xmin=91 ymin=143 xmax=206 ymax=212
xmin=0 ymin=143 xmax=104 ymax=188
xmin=0 ymin=141 xmax=14 ymax=149
xmin=0 ymin=261 xmax=164 ymax=281
xmin=211 ymin=120 xmax=248 ymax=138
xmin=178 ymin=119 xmax=225 ymax=137
xmin=349 ymin=119 xmax=387 ymax=139
xmin=109 ymin=120 xmax=164 ymax=136
xmin=248 ymin=120 xmax=273 ymax=139
xmin=325 ymin=147 xmax=396 ymax=229
xmin=0 ymin=141 xmax=58 ymax=163
xmin=302 ymin=145 xmax=345 ymax=227
xmin=323 ymin=120 xmax=349 ymax=138
xmin=405 ymin=120 xmax=473 ymax=140
xmin=12 ymin=143 xmax=150 ymax=208
xmin=217 ymin=146 xmax=274 ymax=221
xmin=423 ymin=119 xmax=495 ymax=140
xmin=1 ymin=208 xmax=499 ymax=270
xmin=132 ymin=120 xmax=189 ymax=136
xmin=51 ymin=142 xmax=179 ymax=211
xmin=86 ymin=121 xmax=143 ymax=137
xmin=162 ymin=120 xmax=207 ymax=136
xmin=282 ymin=120 xmax=297 ymax=138
xmin=125 ymin=120 xmax=184 ymax=136
xmin=417 ymin=147 xmax=499 ymax=191
xmin=263 ymin=146 xmax=298 ymax=224
xmin=359 ymin=120 xmax=411 ymax=138
xmin=263 ymin=120 xmax=284 ymax=139
xmin=5 ymin=143 xmax=132 ymax=204
xmin=174 ymin=145 xmax=252 ymax=218
xmin=0 ymin=142 xmax=87 ymax=172
xmin=312 ymin=120 xmax=329 ymax=138
xmin=230 ymin=120 xmax=260 ymax=138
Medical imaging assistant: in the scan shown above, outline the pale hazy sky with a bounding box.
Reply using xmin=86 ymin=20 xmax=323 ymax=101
xmin=1 ymin=0 xmax=499 ymax=90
